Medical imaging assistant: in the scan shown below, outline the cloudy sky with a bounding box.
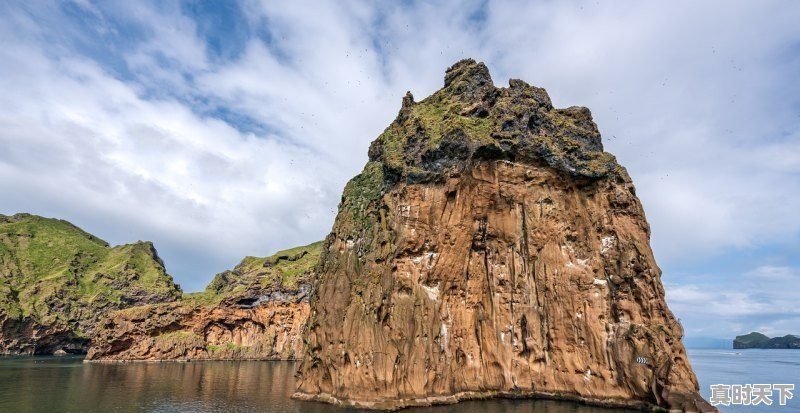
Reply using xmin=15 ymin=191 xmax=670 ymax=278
xmin=1 ymin=1 xmax=798 ymax=342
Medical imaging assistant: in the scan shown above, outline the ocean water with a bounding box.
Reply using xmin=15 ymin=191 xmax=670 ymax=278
xmin=0 ymin=349 xmax=796 ymax=413
xmin=688 ymin=349 xmax=799 ymax=413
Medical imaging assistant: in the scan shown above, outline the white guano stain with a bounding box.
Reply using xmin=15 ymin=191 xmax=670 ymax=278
xmin=601 ymin=235 xmax=616 ymax=254
xmin=410 ymin=252 xmax=438 ymax=267
xmin=440 ymin=321 xmax=449 ymax=351
xmin=421 ymin=283 xmax=440 ymax=301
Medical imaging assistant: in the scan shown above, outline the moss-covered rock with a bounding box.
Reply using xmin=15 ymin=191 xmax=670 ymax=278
xmin=367 ymin=59 xmax=624 ymax=185
xmin=203 ymin=240 xmax=323 ymax=301
xmin=0 ymin=213 xmax=181 ymax=354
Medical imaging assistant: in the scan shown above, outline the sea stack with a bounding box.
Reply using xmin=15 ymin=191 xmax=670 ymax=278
xmin=294 ymin=59 xmax=714 ymax=412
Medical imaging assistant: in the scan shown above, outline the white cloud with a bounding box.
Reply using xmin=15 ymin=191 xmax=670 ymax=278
xmin=666 ymin=263 xmax=800 ymax=337
xmin=0 ymin=5 xmax=339 ymax=290
xmin=746 ymin=265 xmax=799 ymax=280
xmin=1 ymin=0 xmax=799 ymax=343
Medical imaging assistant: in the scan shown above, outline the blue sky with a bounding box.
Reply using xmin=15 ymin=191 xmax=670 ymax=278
xmin=1 ymin=1 xmax=799 ymax=342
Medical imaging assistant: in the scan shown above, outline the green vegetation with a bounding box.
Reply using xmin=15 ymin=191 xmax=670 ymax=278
xmin=203 ymin=240 xmax=323 ymax=300
xmin=154 ymin=330 xmax=198 ymax=341
xmin=733 ymin=332 xmax=770 ymax=348
xmin=182 ymin=290 xmax=222 ymax=306
xmin=734 ymin=332 xmax=800 ymax=349
xmin=340 ymin=162 xmax=385 ymax=225
xmin=374 ymin=89 xmax=494 ymax=173
xmin=368 ymin=59 xmax=621 ymax=182
xmin=248 ymin=240 xmax=323 ymax=287
xmin=334 ymin=161 xmax=395 ymax=265
xmin=0 ymin=213 xmax=181 ymax=336
xmin=412 ymin=91 xmax=495 ymax=148
xmin=205 ymin=342 xmax=247 ymax=357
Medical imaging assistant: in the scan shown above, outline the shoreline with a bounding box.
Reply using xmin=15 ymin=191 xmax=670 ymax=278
xmin=291 ymin=389 xmax=657 ymax=412
xmin=83 ymin=356 xmax=301 ymax=363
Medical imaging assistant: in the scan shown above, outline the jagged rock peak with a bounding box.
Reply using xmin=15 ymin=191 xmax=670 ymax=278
xmin=401 ymin=91 xmax=415 ymax=108
xmin=443 ymin=58 xmax=494 ymax=98
xmin=369 ymin=58 xmax=619 ymax=185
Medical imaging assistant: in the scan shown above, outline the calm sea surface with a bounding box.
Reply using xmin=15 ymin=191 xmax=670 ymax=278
xmin=689 ymin=349 xmax=799 ymax=413
xmin=0 ymin=349 xmax=796 ymax=413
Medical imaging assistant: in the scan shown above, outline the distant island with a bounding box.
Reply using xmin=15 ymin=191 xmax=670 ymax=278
xmin=734 ymin=332 xmax=800 ymax=349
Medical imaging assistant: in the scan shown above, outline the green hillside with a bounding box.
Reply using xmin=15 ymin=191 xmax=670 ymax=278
xmin=734 ymin=332 xmax=800 ymax=349
xmin=191 ymin=240 xmax=323 ymax=304
xmin=0 ymin=213 xmax=181 ymax=354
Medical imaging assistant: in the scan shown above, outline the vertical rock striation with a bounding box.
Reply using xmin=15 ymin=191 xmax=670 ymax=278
xmin=294 ymin=60 xmax=714 ymax=412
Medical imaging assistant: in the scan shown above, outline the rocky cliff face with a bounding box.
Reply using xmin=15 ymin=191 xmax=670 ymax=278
xmin=85 ymin=293 xmax=309 ymax=361
xmin=0 ymin=213 xmax=181 ymax=354
xmin=294 ymin=60 xmax=714 ymax=412
xmin=85 ymin=242 xmax=321 ymax=361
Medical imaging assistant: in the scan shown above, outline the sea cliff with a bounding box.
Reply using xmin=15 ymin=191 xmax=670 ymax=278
xmin=293 ymin=59 xmax=715 ymax=412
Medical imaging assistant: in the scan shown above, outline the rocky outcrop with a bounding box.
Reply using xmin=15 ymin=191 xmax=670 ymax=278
xmin=0 ymin=213 xmax=181 ymax=354
xmin=85 ymin=242 xmax=322 ymax=361
xmin=294 ymin=60 xmax=714 ymax=412
xmin=85 ymin=294 xmax=309 ymax=361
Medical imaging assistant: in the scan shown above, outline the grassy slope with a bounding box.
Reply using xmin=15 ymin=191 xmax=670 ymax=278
xmin=734 ymin=332 xmax=771 ymax=347
xmin=0 ymin=213 xmax=181 ymax=334
xmin=185 ymin=240 xmax=324 ymax=306
xmin=734 ymin=332 xmax=800 ymax=348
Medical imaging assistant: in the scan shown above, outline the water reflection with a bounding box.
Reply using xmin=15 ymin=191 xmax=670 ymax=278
xmin=0 ymin=357 xmax=620 ymax=413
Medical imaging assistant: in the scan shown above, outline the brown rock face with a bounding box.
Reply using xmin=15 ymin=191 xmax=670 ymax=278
xmin=294 ymin=60 xmax=714 ymax=412
xmin=85 ymin=299 xmax=309 ymax=361
xmin=0 ymin=315 xmax=88 ymax=355
xmin=85 ymin=242 xmax=322 ymax=361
